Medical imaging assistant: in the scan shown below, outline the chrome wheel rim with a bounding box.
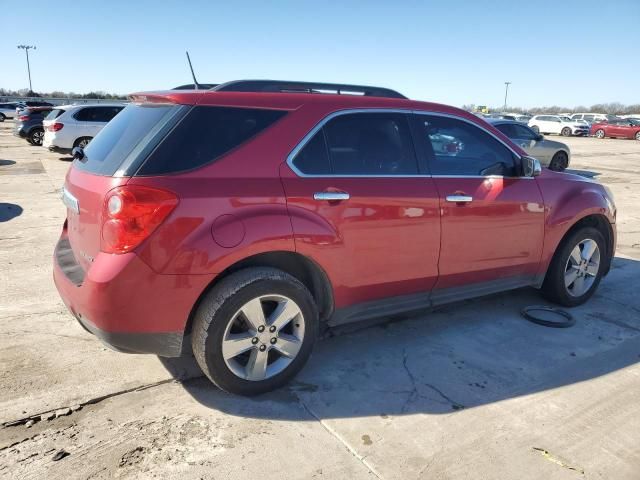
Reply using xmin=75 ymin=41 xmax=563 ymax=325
xmin=596 ymin=130 xmax=604 ymax=138
xmin=33 ymin=131 xmax=43 ymax=143
xmin=222 ymin=294 xmax=305 ymax=381
xmin=564 ymin=239 xmax=600 ymax=297
xmin=79 ymin=139 xmax=89 ymax=148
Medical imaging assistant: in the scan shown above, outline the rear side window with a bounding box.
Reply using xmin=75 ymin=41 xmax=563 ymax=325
xmin=74 ymin=106 xmax=122 ymax=122
xmin=75 ymin=104 xmax=185 ymax=176
xmin=137 ymin=106 xmax=287 ymax=175
xmin=292 ymin=131 xmax=331 ymax=175
xmin=45 ymin=109 xmax=66 ymax=121
xmin=417 ymin=115 xmax=517 ymax=177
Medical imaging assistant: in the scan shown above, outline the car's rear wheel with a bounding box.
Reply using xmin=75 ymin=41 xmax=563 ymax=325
xmin=635 ymin=131 xmax=640 ymax=141
xmin=561 ymin=127 xmax=572 ymax=136
xmin=0 ymin=113 xmax=5 ymax=122
xmin=541 ymin=227 xmax=607 ymax=307
xmin=595 ymin=129 xmax=605 ymax=139
xmin=29 ymin=128 xmax=44 ymax=146
xmin=531 ymin=125 xmax=540 ymax=134
xmin=549 ymin=151 xmax=568 ymax=171
xmin=74 ymin=137 xmax=92 ymax=149
xmin=192 ymin=268 xmax=319 ymax=396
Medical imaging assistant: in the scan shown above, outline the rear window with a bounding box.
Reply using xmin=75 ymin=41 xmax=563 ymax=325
xmin=136 ymin=106 xmax=287 ymax=175
xmin=45 ymin=109 xmax=66 ymax=121
xmin=74 ymin=103 xmax=186 ymax=176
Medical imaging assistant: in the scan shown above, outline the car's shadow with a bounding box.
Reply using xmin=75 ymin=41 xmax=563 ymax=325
xmin=0 ymin=203 xmax=24 ymax=222
xmin=161 ymin=256 xmax=640 ymax=419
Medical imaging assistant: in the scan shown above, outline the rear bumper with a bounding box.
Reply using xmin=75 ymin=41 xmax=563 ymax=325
xmin=53 ymin=230 xmax=214 ymax=357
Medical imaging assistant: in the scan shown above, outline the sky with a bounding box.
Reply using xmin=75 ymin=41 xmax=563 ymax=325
xmin=2 ymin=0 xmax=639 ymax=108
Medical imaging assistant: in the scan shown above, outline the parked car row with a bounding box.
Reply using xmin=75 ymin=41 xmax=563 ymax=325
xmin=9 ymin=103 xmax=124 ymax=151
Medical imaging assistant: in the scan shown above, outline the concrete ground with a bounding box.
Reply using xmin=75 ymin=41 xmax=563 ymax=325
xmin=1 ymin=122 xmax=639 ymax=479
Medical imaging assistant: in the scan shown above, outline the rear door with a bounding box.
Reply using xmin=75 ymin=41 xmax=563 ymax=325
xmin=412 ymin=113 xmax=544 ymax=294
xmin=280 ymin=110 xmax=441 ymax=314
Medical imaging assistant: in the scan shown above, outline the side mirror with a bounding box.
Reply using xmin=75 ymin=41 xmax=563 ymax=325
xmin=523 ymin=156 xmax=542 ymax=177
xmin=71 ymin=146 xmax=84 ymax=160
xmin=536 ymin=134 xmax=544 ymax=141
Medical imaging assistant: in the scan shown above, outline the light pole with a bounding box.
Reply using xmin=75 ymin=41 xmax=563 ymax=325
xmin=503 ymin=81 xmax=511 ymax=111
xmin=17 ymin=45 xmax=36 ymax=93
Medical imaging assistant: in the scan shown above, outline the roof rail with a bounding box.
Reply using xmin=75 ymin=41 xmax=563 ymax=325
xmin=211 ymin=80 xmax=407 ymax=99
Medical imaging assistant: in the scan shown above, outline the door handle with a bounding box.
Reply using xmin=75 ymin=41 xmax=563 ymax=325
xmin=314 ymin=191 xmax=350 ymax=202
xmin=446 ymin=195 xmax=473 ymax=203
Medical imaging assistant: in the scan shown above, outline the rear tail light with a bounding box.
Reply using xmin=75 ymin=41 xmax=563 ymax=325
xmin=18 ymin=115 xmax=29 ymax=121
xmin=47 ymin=122 xmax=64 ymax=132
xmin=101 ymin=185 xmax=178 ymax=254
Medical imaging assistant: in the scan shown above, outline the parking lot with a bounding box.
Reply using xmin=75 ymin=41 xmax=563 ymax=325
xmin=1 ymin=119 xmax=639 ymax=479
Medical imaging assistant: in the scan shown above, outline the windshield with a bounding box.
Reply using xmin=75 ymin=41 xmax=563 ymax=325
xmin=74 ymin=103 xmax=187 ymax=176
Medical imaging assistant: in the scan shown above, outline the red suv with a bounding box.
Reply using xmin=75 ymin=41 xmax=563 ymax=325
xmin=54 ymin=80 xmax=617 ymax=395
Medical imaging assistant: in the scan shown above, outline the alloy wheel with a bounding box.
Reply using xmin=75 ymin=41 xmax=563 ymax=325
xmin=564 ymin=238 xmax=600 ymax=297
xmin=33 ymin=131 xmax=44 ymax=145
xmin=595 ymin=130 xmax=605 ymax=139
xmin=222 ymin=294 xmax=305 ymax=381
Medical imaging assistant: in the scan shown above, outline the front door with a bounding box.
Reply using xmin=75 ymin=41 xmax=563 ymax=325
xmin=280 ymin=111 xmax=441 ymax=313
xmin=412 ymin=113 xmax=545 ymax=294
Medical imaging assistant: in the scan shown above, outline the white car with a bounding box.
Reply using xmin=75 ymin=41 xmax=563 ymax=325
xmin=528 ymin=115 xmax=590 ymax=137
xmin=42 ymin=104 xmax=124 ymax=153
xmin=570 ymin=113 xmax=618 ymax=124
xmin=0 ymin=103 xmax=20 ymax=121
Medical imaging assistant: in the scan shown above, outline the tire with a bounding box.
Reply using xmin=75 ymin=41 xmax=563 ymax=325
xmin=549 ymin=151 xmax=568 ymax=171
xmin=531 ymin=125 xmax=540 ymax=134
xmin=74 ymin=137 xmax=92 ymax=149
xmin=192 ymin=267 xmax=319 ymax=396
xmin=595 ymin=129 xmax=605 ymax=139
xmin=635 ymin=131 xmax=640 ymax=141
xmin=541 ymin=227 xmax=607 ymax=307
xmin=0 ymin=113 xmax=5 ymax=122
xmin=561 ymin=127 xmax=572 ymax=137
xmin=29 ymin=128 xmax=44 ymax=146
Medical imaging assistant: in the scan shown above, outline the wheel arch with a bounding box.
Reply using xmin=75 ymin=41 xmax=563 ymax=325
xmin=183 ymin=250 xmax=334 ymax=337
xmin=540 ymin=213 xmax=614 ymax=286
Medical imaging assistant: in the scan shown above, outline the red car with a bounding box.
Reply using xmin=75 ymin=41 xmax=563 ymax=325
xmin=54 ymin=80 xmax=617 ymax=395
xmin=591 ymin=118 xmax=640 ymax=140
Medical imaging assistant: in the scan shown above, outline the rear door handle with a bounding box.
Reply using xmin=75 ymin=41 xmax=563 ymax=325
xmin=314 ymin=191 xmax=350 ymax=202
xmin=445 ymin=195 xmax=473 ymax=203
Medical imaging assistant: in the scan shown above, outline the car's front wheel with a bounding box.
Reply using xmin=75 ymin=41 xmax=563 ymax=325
xmin=561 ymin=127 xmax=572 ymax=136
xmin=635 ymin=131 xmax=640 ymax=141
xmin=595 ymin=129 xmax=606 ymax=139
xmin=192 ymin=268 xmax=319 ymax=395
xmin=541 ymin=227 xmax=607 ymax=307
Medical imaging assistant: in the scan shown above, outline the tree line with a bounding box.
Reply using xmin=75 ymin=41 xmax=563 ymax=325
xmin=0 ymin=88 xmax=127 ymax=100
xmin=462 ymin=103 xmax=640 ymax=115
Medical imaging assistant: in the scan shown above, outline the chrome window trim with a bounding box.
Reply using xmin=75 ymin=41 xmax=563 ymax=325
xmin=286 ymin=108 xmax=531 ymax=179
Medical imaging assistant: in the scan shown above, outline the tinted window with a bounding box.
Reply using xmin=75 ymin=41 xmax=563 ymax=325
xmin=418 ymin=115 xmax=517 ymax=176
xmin=322 ymin=113 xmax=417 ymax=175
xmin=74 ymin=107 xmax=121 ymax=122
xmin=512 ymin=124 xmax=537 ymax=139
xmin=292 ymin=130 xmax=331 ymax=174
xmin=75 ymin=104 xmax=185 ymax=176
xmin=138 ymin=106 xmax=287 ymax=175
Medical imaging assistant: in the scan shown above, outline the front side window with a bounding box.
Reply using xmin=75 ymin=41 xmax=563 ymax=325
xmin=417 ymin=115 xmax=517 ymax=177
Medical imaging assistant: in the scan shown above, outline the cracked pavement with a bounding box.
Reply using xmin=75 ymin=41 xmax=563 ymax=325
xmin=1 ymin=122 xmax=640 ymax=479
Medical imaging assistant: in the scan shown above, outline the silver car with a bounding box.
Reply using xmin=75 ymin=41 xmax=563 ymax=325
xmin=487 ymin=119 xmax=570 ymax=171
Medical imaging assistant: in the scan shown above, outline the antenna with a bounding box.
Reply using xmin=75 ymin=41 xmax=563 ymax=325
xmin=185 ymin=51 xmax=200 ymax=90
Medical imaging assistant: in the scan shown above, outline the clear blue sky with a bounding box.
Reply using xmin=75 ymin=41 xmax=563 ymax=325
xmin=3 ymin=0 xmax=638 ymax=108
